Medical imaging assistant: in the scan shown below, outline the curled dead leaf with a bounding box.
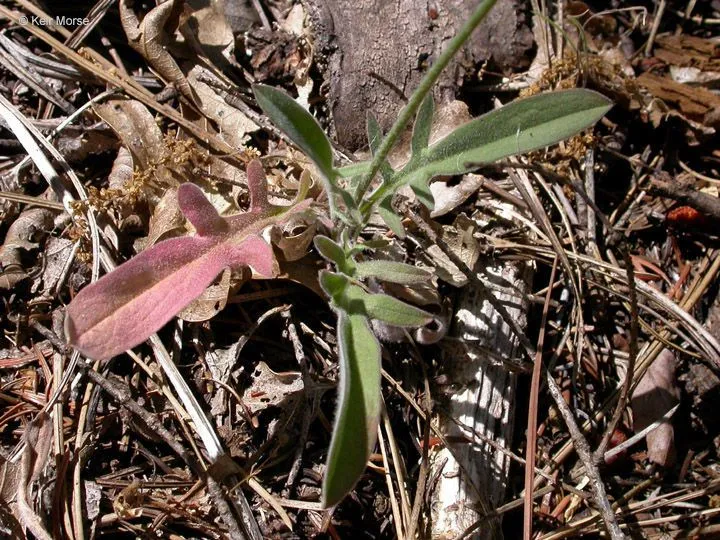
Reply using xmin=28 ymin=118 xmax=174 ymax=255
xmin=94 ymin=98 xmax=174 ymax=184
xmin=183 ymin=0 xmax=234 ymax=64
xmin=271 ymin=212 xmax=317 ymax=262
xmin=0 ymin=207 xmax=54 ymax=290
xmin=430 ymin=174 xmax=484 ymax=218
xmin=242 ymin=361 xmax=303 ymax=414
xmin=108 ymin=146 xmax=134 ymax=190
xmin=187 ymin=66 xmax=258 ymax=148
xmin=120 ymin=0 xmax=199 ymax=106
xmin=178 ymin=267 xmax=233 ymax=322
xmin=138 ymin=187 xmax=184 ymax=251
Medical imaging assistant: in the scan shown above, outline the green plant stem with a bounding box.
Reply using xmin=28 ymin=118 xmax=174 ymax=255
xmin=354 ymin=0 xmax=499 ymax=213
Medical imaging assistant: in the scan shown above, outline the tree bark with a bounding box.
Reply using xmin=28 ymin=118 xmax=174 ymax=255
xmin=304 ymin=0 xmax=533 ymax=150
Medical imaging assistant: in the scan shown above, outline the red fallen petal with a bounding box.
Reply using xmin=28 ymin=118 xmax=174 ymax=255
xmin=604 ymin=428 xmax=629 ymax=466
xmin=666 ymin=206 xmax=704 ymax=226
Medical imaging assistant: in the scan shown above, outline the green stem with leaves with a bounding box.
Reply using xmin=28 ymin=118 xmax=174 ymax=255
xmin=252 ymin=0 xmax=612 ymax=508
xmin=353 ymin=0 xmax=499 ymax=208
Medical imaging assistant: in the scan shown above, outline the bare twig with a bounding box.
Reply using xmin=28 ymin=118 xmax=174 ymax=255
xmin=545 ymin=373 xmax=625 ymax=539
xmin=649 ymin=177 xmax=720 ymax=222
xmin=73 ymin=358 xmax=248 ymax=539
xmin=406 ymin=361 xmax=432 ymax=539
xmin=281 ymin=309 xmax=313 ymax=495
xmin=645 ymin=0 xmax=667 ymax=56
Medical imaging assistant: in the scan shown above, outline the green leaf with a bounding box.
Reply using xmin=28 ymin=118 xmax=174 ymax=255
xmin=358 ymin=239 xmax=392 ymax=250
xmin=411 ymin=95 xmax=434 ymax=156
xmin=356 ymin=260 xmax=432 ymax=285
xmin=366 ymin=113 xmax=394 ymax=182
xmin=314 ymin=236 xmax=356 ymax=275
xmin=319 ymin=271 xmax=433 ymax=326
xmin=398 ymin=89 xmax=611 ymax=192
xmin=409 ymin=175 xmax=435 ymax=210
xmin=348 ymin=239 xmax=392 ymax=255
xmin=362 ymin=294 xmax=433 ymax=327
xmin=378 ymin=196 xmax=405 ymax=238
xmin=322 ymin=312 xmax=381 ymax=507
xmin=319 ymin=270 xmax=350 ymax=305
xmin=336 ymin=161 xmax=371 ymax=178
xmin=314 ymin=235 xmax=345 ymax=265
xmin=253 ymin=84 xmax=335 ymax=181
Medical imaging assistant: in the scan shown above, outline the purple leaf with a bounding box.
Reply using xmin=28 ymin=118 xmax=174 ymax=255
xmin=177 ymin=183 xmax=227 ymax=236
xmin=65 ymin=160 xmax=312 ymax=360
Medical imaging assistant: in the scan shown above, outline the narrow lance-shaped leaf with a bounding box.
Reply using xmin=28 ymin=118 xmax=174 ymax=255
xmin=322 ymin=311 xmax=381 ymax=507
xmin=335 ymin=186 xmax=363 ymax=226
xmin=253 ymin=84 xmax=335 ymax=183
xmin=320 ymin=270 xmax=432 ymax=506
xmin=366 ymin=112 xmax=394 ymax=182
xmin=366 ymin=113 xmax=405 ymax=236
xmin=378 ymin=195 xmax=406 ymax=238
xmin=336 ymin=161 xmax=370 ymax=178
xmin=411 ymin=94 xmax=434 ymax=156
xmin=368 ymin=89 xmax=612 ymax=212
xmin=320 ymin=271 xmax=433 ymax=327
xmin=355 ymin=260 xmax=432 ymax=285
xmin=66 ymin=160 xmax=312 ymax=360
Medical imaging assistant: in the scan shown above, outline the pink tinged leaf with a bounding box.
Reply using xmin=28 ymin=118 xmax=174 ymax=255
xmin=66 ymin=236 xmax=231 ymax=360
xmin=246 ymin=159 xmax=269 ymax=211
xmin=227 ymin=235 xmax=277 ymax=277
xmin=66 ymin=233 xmax=278 ymax=360
xmin=66 ymin=162 xmax=312 ymax=361
xmin=177 ymin=183 xmax=227 ymax=236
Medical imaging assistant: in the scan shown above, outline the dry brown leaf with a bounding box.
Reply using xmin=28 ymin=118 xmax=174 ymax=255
xmin=242 ymin=361 xmax=303 ymax=414
xmin=430 ymin=174 xmax=484 ymax=218
xmin=120 ymin=0 xmax=198 ymax=106
xmin=41 ymin=237 xmax=74 ymax=295
xmin=138 ymin=187 xmax=184 ymax=251
xmin=187 ymin=66 xmax=258 ymax=148
xmin=113 ymin=481 xmax=144 ymax=519
xmin=178 ymin=267 xmax=234 ymax=322
xmin=631 ymin=348 xmax=680 ymax=468
xmin=0 ymin=207 xmax=54 ymax=290
xmin=184 ymin=0 xmax=234 ymax=63
xmin=55 ymin=125 xmax=119 ymax=164
xmin=94 ymin=98 xmax=174 ymax=184
xmin=271 ymin=213 xmax=317 ymax=262
xmin=15 ymin=413 xmax=53 ymax=540
xmin=426 ymin=214 xmax=479 ymax=287
xmin=0 ymin=455 xmax=24 ymax=538
xmin=108 ymin=146 xmax=135 ymax=190
xmin=276 ymin=255 xmax=325 ymax=297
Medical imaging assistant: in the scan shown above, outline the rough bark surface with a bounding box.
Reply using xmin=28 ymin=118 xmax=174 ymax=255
xmin=304 ymin=0 xmax=533 ymax=150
